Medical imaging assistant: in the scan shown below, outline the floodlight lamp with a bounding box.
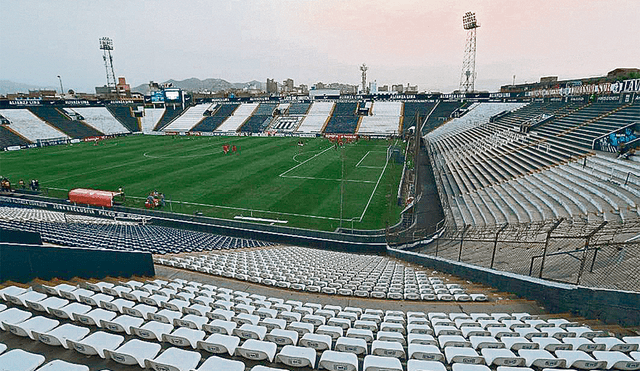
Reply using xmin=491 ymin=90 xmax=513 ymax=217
xmin=462 ymin=12 xmax=477 ymax=30
xmin=99 ymin=37 xmax=113 ymax=50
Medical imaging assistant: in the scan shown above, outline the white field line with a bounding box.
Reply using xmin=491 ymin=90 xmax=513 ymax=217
xmin=280 ymin=145 xmax=334 ymax=177
xmin=358 ymin=141 xmax=395 ymax=222
xmin=355 ymin=151 xmax=371 ymax=167
xmin=282 ymin=175 xmax=375 ymax=184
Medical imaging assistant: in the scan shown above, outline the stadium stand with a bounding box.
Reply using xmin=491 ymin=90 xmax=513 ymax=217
xmin=140 ymin=108 xmax=165 ymax=133
xmin=358 ymin=101 xmax=403 ymax=135
xmin=216 ymin=103 xmax=259 ymax=132
xmin=267 ymin=102 xmax=312 ymax=132
xmin=0 ymin=109 xmax=68 ymax=142
xmin=156 ymin=245 xmax=487 ymax=301
xmin=191 ymin=103 xmax=240 ymax=132
xmin=422 ymin=101 xmax=466 ymax=135
xmin=0 ymin=125 xmax=30 ymax=149
xmin=287 ymin=102 xmax=312 ymax=115
xmin=323 ymin=102 xmax=361 ymax=134
xmin=239 ymin=103 xmax=277 ymax=133
xmin=27 ymin=106 xmax=103 ymax=139
xmin=153 ymin=105 xmax=188 ymax=132
xmin=296 ymin=102 xmax=335 ymax=133
xmin=1 ymin=273 xmax=634 ymax=371
xmin=163 ymin=103 xmax=213 ymax=132
xmin=106 ymin=105 xmax=141 ymax=132
xmin=402 ymin=101 xmax=438 ymax=133
xmin=69 ymin=107 xmax=130 ymax=135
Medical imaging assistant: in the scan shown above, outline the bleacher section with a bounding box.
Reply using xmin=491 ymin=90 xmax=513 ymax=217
xmin=153 ymin=105 xmax=187 ymax=132
xmin=0 ymin=126 xmax=30 ymax=149
xmin=1 ymin=274 xmax=635 ymax=371
xmin=422 ymin=101 xmax=465 ymax=135
xmin=295 ymin=102 xmax=336 ymax=133
xmin=358 ymin=102 xmax=403 ymax=135
xmin=287 ymin=102 xmax=312 ymax=115
xmin=163 ymin=103 xmax=213 ymax=132
xmin=107 ymin=105 xmax=141 ymax=132
xmin=428 ymin=101 xmax=640 ymax=227
xmin=401 ymin=101 xmax=437 ymax=133
xmin=70 ymin=107 xmax=130 ymax=135
xmin=239 ymin=103 xmax=277 ymax=133
xmin=27 ymin=107 xmax=103 ymax=139
xmin=323 ymin=102 xmax=360 ymax=134
xmin=141 ymin=108 xmax=165 ymax=133
xmin=191 ymin=104 xmax=240 ymax=132
xmin=0 ymin=109 xmax=68 ymax=143
xmin=429 ymin=103 xmax=527 ymax=139
xmin=216 ymin=103 xmax=259 ymax=132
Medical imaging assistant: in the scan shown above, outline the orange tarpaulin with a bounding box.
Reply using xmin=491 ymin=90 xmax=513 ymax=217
xmin=68 ymin=188 xmax=121 ymax=207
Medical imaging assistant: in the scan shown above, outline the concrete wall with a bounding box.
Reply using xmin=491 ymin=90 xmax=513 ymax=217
xmin=389 ymin=248 xmax=640 ymax=326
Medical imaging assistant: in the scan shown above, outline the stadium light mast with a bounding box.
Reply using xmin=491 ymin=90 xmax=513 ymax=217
xmin=57 ymin=75 xmax=64 ymax=96
xmin=360 ymin=64 xmax=368 ymax=94
xmin=99 ymin=37 xmax=118 ymax=95
xmin=459 ymin=12 xmax=480 ymax=93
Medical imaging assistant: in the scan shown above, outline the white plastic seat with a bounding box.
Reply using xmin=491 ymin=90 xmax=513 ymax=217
xmin=593 ymin=338 xmax=639 ymax=352
xmin=377 ymin=331 xmax=406 ymax=345
xmin=541 ymin=327 xmax=573 ymax=340
xmin=174 ymin=314 xmax=209 ymax=330
xmin=363 ymin=354 xmax=403 ymax=371
xmin=501 ymin=337 xmax=537 ymax=351
xmin=346 ymin=328 xmax=374 ymax=342
xmin=149 ymin=309 xmax=183 ymax=324
xmin=380 ymin=322 xmax=406 ymax=335
xmin=434 ymin=325 xmax=463 ymax=336
xmin=5 ymin=290 xmax=47 ymax=307
xmin=354 ymin=320 xmax=378 ymax=332
xmin=336 ymin=336 xmax=368 ymax=355
xmin=34 ymin=359 xmax=89 ymax=371
xmin=0 ymin=308 xmax=32 ymax=330
xmin=408 ymin=324 xmax=433 ymax=335
xmin=122 ymin=303 xmax=158 ymax=319
xmin=408 ymin=334 xmax=437 ymax=346
xmin=317 ymin=325 xmax=344 ymax=340
xmin=439 ymin=335 xmax=471 ymax=348
xmin=532 ymin=337 xmax=572 ymax=351
xmin=0 ymin=286 xmax=27 ymax=300
xmin=145 ymin=347 xmax=201 ymax=371
xmin=131 ymin=320 xmax=174 ymax=341
xmin=451 ymin=364 xmax=491 ymax=371
xmin=33 ymin=323 xmax=90 ymax=348
xmin=203 ymin=319 xmax=236 ymax=335
xmin=101 ymin=315 xmax=144 ymax=335
xmin=299 ymin=333 xmax=332 ymax=351
xmin=67 ymin=331 xmax=124 ymax=358
xmin=198 ymin=333 xmax=240 ymax=355
xmin=261 ymin=318 xmax=287 ymax=331
xmin=407 ymin=359 xmax=447 ymax=371
xmin=276 ymin=345 xmax=317 ymax=368
xmin=207 ymin=308 xmax=234 ymax=321
xmin=265 ymin=328 xmax=298 ymax=346
xmin=566 ymin=326 xmax=605 ymax=339
xmin=371 ymin=340 xmax=405 ymax=358
xmin=47 ymin=302 xmax=91 ymax=320
xmin=470 ymin=336 xmax=505 ymax=349
xmin=0 ymin=349 xmax=45 ymax=371
xmin=4 ymin=316 xmax=59 ymax=340
xmin=483 ymin=347 xmax=527 ymax=368
xmin=162 ymin=327 xmax=206 ymax=348
xmin=234 ymin=323 xmax=268 ymax=340
xmin=328 ymin=317 xmax=352 ymax=330
xmin=193 ymin=355 xmax=245 ymax=371
xmin=288 ymin=321 xmax=314 ymax=336
xmin=319 ymin=350 xmax=358 ymax=371
xmin=592 ymin=351 xmax=640 ymax=370
xmin=73 ymin=308 xmax=116 ymax=326
xmin=182 ymin=304 xmax=210 ymax=317
xmin=445 ymin=347 xmax=485 ymax=364
xmin=100 ymin=298 xmax=134 ymax=313
xmin=237 ymin=339 xmax=278 ymax=362
xmin=25 ymin=297 xmax=68 ymax=313
xmin=518 ymin=349 xmax=567 ymax=368
xmin=563 ymin=337 xmax=606 ymax=352
xmin=408 ymin=344 xmax=445 ymax=361
xmin=556 ymin=350 xmax=608 ymax=369
xmin=104 ymin=339 xmax=162 ymax=367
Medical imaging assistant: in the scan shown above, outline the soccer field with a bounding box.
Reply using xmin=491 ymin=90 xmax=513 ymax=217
xmin=0 ymin=135 xmax=405 ymax=231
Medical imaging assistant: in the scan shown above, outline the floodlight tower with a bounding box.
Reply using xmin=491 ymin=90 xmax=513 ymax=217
xmin=99 ymin=37 xmax=117 ymax=93
xmin=360 ymin=64 xmax=368 ymax=94
xmin=459 ymin=12 xmax=480 ymax=93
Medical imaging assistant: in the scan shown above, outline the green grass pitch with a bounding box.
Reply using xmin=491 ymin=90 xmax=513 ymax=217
xmin=0 ymin=135 xmax=405 ymax=231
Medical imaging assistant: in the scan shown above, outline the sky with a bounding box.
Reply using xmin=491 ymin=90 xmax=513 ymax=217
xmin=1 ymin=0 xmax=639 ymax=93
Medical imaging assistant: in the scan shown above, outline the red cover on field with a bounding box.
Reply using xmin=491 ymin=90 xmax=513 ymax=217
xmin=68 ymin=188 xmax=119 ymax=207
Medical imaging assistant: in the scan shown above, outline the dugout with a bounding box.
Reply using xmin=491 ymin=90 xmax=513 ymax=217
xmin=68 ymin=188 xmax=124 ymax=208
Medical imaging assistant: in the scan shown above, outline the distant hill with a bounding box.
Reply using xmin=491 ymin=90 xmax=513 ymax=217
xmin=131 ymin=78 xmax=264 ymax=94
xmin=0 ymin=80 xmax=58 ymax=95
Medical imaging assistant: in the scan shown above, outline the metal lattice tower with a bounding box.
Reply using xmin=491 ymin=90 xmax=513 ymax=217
xmin=99 ymin=37 xmax=117 ymax=91
xmin=459 ymin=12 xmax=479 ymax=93
xmin=360 ymin=64 xmax=368 ymax=94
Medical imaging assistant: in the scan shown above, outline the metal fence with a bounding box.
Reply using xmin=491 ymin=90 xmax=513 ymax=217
xmin=411 ymin=217 xmax=640 ymax=292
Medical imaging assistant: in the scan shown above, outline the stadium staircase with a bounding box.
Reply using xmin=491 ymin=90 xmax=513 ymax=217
xmin=27 ymin=107 xmax=103 ymax=139
xmin=323 ymin=102 xmax=361 ymax=134
xmin=106 ymin=106 xmax=141 ymax=132
xmin=190 ymin=103 xmax=240 ymax=132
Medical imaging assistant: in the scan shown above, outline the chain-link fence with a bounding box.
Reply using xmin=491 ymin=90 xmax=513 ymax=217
xmin=405 ymin=217 xmax=640 ymax=292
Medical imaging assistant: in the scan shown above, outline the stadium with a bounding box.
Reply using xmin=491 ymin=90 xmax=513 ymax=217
xmin=1 ymin=3 xmax=640 ymax=371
